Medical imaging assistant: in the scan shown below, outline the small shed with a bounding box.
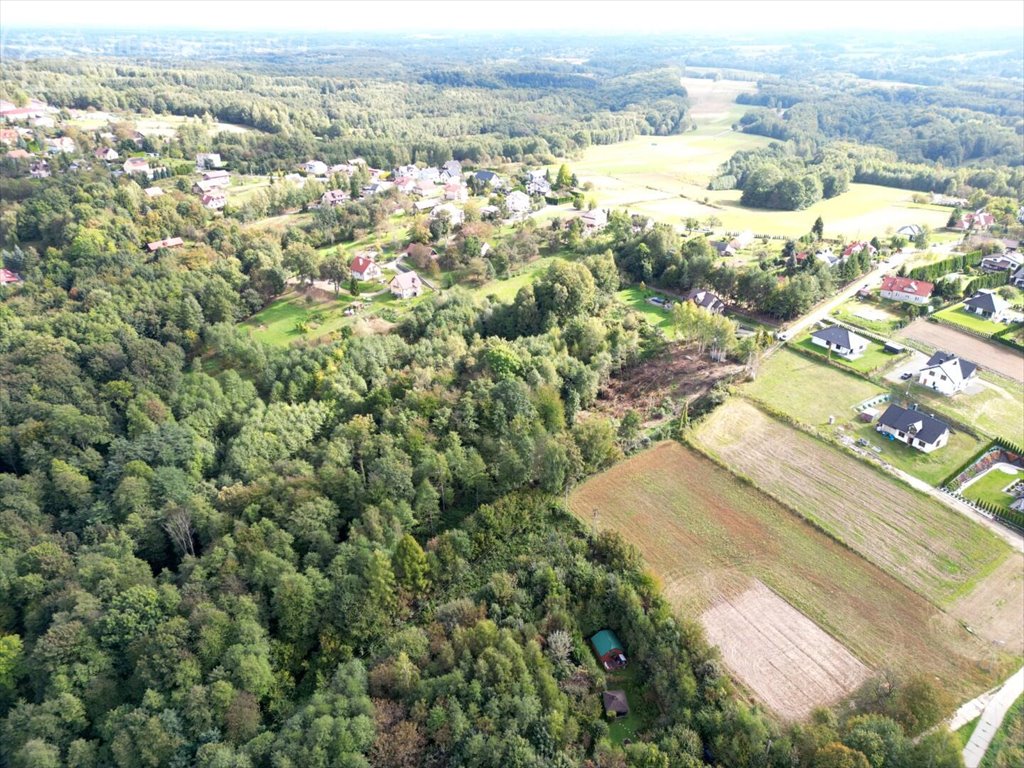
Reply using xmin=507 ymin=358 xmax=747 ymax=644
xmin=590 ymin=629 xmax=627 ymax=670
xmin=603 ymin=690 xmax=630 ymax=719
xmin=884 ymin=342 xmax=905 ymax=354
xmin=859 ymin=407 xmax=879 ymax=423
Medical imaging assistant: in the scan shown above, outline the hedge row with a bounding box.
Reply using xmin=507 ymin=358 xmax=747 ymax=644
xmin=964 ymin=269 xmax=1009 ymax=296
xmin=907 ymin=250 xmax=982 ymax=282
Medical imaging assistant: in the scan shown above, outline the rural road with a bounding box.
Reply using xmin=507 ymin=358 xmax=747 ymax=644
xmin=962 ymin=667 xmax=1023 ymax=768
xmin=780 ymin=242 xmax=957 ymax=341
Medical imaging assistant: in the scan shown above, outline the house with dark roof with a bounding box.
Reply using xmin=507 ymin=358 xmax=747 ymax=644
xmin=321 ymin=189 xmax=349 ymax=207
xmin=1012 ymin=265 xmax=1024 ymax=289
xmin=917 ymin=352 xmax=977 ymax=396
xmin=590 ymin=629 xmax=626 ymax=670
xmin=602 ymin=690 xmax=630 ymax=719
xmin=686 ymin=288 xmax=726 ymax=314
xmin=963 ymin=290 xmax=1009 ymax=322
xmin=980 ymin=251 xmax=1023 ymax=274
xmin=876 ymin=404 xmax=950 ymax=453
xmin=810 ymin=326 xmax=870 ymax=360
xmin=473 ymin=169 xmax=504 ymax=189
xmin=879 ymin=275 xmax=933 ymax=305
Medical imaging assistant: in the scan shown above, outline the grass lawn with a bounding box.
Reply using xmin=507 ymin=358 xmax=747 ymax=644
xmin=934 ymin=304 xmax=1007 ymax=336
xmin=604 ymin=664 xmax=657 ymax=745
xmin=955 ymin=716 xmax=981 ymax=748
xmin=242 ymin=290 xmax=358 ymax=346
xmin=962 ymin=466 xmax=1024 ymax=511
xmin=832 ymin=299 xmax=908 ymax=336
xmin=569 ymin=442 xmax=1011 ymax=705
xmin=745 ymin=347 xmax=886 ymax=425
xmin=792 ymin=335 xmax=898 ymax=374
xmin=980 ymin=693 xmax=1023 ymax=768
xmin=909 ymin=374 xmax=1024 ymax=444
xmin=472 ymin=255 xmax=566 ymax=303
xmin=849 ymin=418 xmax=985 ymax=487
xmin=615 ymin=286 xmax=677 ymax=337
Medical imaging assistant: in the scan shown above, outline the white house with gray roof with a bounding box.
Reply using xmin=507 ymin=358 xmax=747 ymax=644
xmin=917 ymin=351 xmax=977 ymax=396
xmin=963 ymin=290 xmax=1009 ymax=322
xmin=810 ymin=326 xmax=869 ymax=360
xmin=876 ymin=404 xmax=949 ymax=453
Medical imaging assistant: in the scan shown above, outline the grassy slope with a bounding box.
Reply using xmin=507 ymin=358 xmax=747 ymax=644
xmin=908 ymin=374 xmax=1024 ymax=444
xmin=568 ymin=442 xmax=1006 ymax=702
xmin=980 ymin=693 xmax=1024 ymax=768
xmin=692 ymin=398 xmax=1009 ymax=605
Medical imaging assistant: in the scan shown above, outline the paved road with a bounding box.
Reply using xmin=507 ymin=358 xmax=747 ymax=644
xmin=779 ymin=242 xmax=958 ymax=341
xmin=962 ymin=667 xmax=1023 ymax=768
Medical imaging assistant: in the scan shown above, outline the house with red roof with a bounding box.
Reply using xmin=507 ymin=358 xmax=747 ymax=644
xmin=146 ymin=237 xmax=184 ymax=252
xmin=952 ymin=210 xmax=995 ymax=231
xmin=842 ymin=241 xmax=877 ymax=259
xmin=0 ymin=268 xmax=23 ymax=285
xmin=201 ymin=192 xmax=227 ymax=210
xmin=879 ymin=275 xmax=934 ymax=305
xmin=350 ymin=255 xmax=382 ymax=282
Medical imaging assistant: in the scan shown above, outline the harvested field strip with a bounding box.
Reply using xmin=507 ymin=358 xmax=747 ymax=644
xmin=569 ymin=442 xmax=1008 ymax=704
xmin=898 ymin=319 xmax=1024 ymax=383
xmin=693 ymin=399 xmax=1009 ymax=605
xmin=702 ymin=580 xmax=871 ymax=721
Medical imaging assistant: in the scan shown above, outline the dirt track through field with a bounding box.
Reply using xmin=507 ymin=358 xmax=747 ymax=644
xmin=702 ymin=580 xmax=871 ymax=721
xmin=899 ymin=319 xmax=1024 ymax=382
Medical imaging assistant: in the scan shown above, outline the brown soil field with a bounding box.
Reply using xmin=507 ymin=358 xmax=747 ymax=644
xmin=569 ymin=442 xmax=1012 ymax=709
xmin=898 ymin=319 xmax=1024 ymax=382
xmin=949 ymin=553 xmax=1024 ymax=653
xmin=693 ymin=399 xmax=1010 ymax=606
xmin=702 ymin=580 xmax=871 ymax=721
xmin=595 ymin=345 xmax=743 ymax=421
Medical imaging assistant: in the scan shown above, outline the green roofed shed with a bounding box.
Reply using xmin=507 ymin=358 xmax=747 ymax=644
xmin=590 ymin=629 xmax=627 ymax=669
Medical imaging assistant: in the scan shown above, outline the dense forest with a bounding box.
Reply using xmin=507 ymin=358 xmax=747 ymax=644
xmin=1 ymin=26 xmax=1014 ymax=767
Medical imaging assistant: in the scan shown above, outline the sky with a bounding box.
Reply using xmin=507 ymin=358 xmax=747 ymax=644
xmin=2 ymin=0 xmax=1022 ymax=34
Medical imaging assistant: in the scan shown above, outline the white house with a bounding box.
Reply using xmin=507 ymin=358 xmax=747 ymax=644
xmin=94 ymin=147 xmax=119 ymax=161
xmin=201 ymin=191 xmax=227 ymax=210
xmin=917 ymin=351 xmax=978 ymax=396
xmin=349 ymin=255 xmax=382 ymax=281
xmin=980 ymin=251 xmax=1023 ymax=273
xmin=580 ymin=208 xmax=608 ymax=232
xmin=505 ymin=190 xmax=531 ymax=218
xmin=879 ymin=275 xmax=934 ymax=305
xmin=321 ymin=189 xmax=349 ymax=207
xmin=431 ymin=203 xmax=464 ymax=226
xmin=390 ymin=271 xmax=423 ymax=299
xmin=963 ymin=290 xmax=1009 ymax=322
xmin=686 ymin=288 xmax=726 ymax=314
xmin=45 ymin=137 xmax=76 ymax=154
xmin=123 ymin=157 xmax=152 ymax=177
xmin=810 ymin=326 xmax=869 ymax=360
xmin=876 ymin=404 xmax=950 ymax=453
xmin=196 ymin=152 xmax=222 ymax=170
xmin=301 ymin=160 xmax=329 ymax=176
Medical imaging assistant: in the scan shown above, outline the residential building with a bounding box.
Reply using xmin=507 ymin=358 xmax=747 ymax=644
xmin=431 ymin=203 xmax=464 ymax=226
xmin=393 ymin=164 xmax=418 ymax=179
xmin=29 ymin=159 xmax=50 ymax=178
xmin=686 ymin=288 xmax=726 ymax=314
xmin=390 ymin=271 xmax=423 ymax=299
xmin=193 ymin=179 xmax=225 ymax=194
xmin=952 ymin=210 xmax=996 ymax=231
xmin=301 ymin=160 xmax=328 ymax=176
xmin=321 ymin=189 xmax=349 ymax=207
xmin=590 ymin=630 xmax=627 ymax=670
xmin=843 ymin=241 xmax=877 ymax=259
xmin=0 ymin=268 xmax=23 ymax=285
xmin=443 ymin=183 xmax=468 ymax=202
xmin=94 ymin=146 xmax=119 ymax=161
xmin=143 ymin=186 xmax=164 ymax=199
xmin=123 ymin=157 xmax=152 ymax=177
xmin=917 ymin=351 xmax=977 ymax=396
xmin=879 ymin=275 xmax=934 ymax=304
xmin=349 ymin=255 xmax=382 ymax=282
xmin=440 ymin=159 xmax=462 ymax=180
xmin=810 ymin=326 xmax=869 ymax=360
xmin=963 ymin=290 xmax=1009 ymax=322
xmin=414 ymin=178 xmax=436 ymax=196
xmin=896 ymin=224 xmax=923 ymax=239
xmin=505 ymin=190 xmax=532 ymax=218
xmin=146 ymin=237 xmax=184 ymax=252
xmin=201 ymin=191 xmax=227 ymax=210
xmin=195 ymin=152 xmax=222 ymax=170
xmin=473 ymin=169 xmax=504 ymax=189
xmin=0 ymin=98 xmax=50 ymax=122
xmin=876 ymin=404 xmax=950 ymax=453
xmin=580 ymin=208 xmax=608 ymax=232
xmin=728 ymin=231 xmax=754 ymax=251
xmin=394 ymin=176 xmax=417 ymax=194
xmin=201 ymin=169 xmax=231 ymax=186
xmin=602 ymin=690 xmax=630 ymax=719
xmin=980 ymin=251 xmax=1023 ymax=273
xmin=45 ymin=137 xmax=76 ymax=154
xmin=814 ymin=247 xmax=841 ymax=267
xmin=1012 ymin=265 xmax=1024 ymax=289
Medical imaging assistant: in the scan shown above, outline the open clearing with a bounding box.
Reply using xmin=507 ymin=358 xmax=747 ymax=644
xmin=694 ymin=399 xmax=1010 ymax=605
xmin=745 ymin=348 xmax=885 ymax=425
xmin=899 ymin=319 xmax=1024 ymax=383
xmin=569 ymin=441 xmax=1010 ymax=707
xmin=702 ymin=580 xmax=871 ymax=721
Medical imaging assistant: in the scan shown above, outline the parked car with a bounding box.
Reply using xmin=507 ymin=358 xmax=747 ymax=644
xmin=900 ymin=372 xmax=913 ymax=380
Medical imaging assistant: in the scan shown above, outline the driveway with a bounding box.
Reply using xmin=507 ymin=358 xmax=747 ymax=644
xmin=882 ymin=350 xmax=929 ymax=384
